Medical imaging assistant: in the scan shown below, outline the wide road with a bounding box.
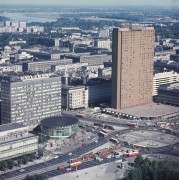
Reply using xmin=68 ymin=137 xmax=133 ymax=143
xmin=0 ymin=129 xmax=128 ymax=180
xmin=1 ymin=115 xmax=179 ymax=180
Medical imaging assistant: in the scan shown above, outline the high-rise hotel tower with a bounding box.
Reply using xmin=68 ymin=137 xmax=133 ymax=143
xmin=112 ymin=25 xmax=154 ymax=109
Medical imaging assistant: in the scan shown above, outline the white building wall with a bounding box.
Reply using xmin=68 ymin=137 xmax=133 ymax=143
xmin=153 ymin=71 xmax=179 ymax=96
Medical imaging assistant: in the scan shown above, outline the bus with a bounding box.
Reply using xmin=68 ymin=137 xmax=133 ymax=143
xmin=76 ymin=114 xmax=84 ymax=118
xmin=69 ymin=157 xmax=82 ymax=163
xmin=126 ymin=122 xmax=138 ymax=127
xmin=133 ymin=144 xmax=146 ymax=149
xmin=82 ymin=152 xmax=95 ymax=160
xmin=98 ymin=131 xmax=107 ymax=137
xmin=125 ymin=151 xmax=140 ymax=157
xmin=69 ymin=161 xmax=81 ymax=168
xmin=109 ymin=138 xmax=119 ymax=144
xmin=162 ymin=128 xmax=172 ymax=133
xmin=94 ymin=123 xmax=104 ymax=128
xmin=101 ymin=129 xmax=110 ymax=133
xmin=104 ymin=125 xmax=115 ymax=130
xmin=156 ymin=122 xmax=166 ymax=126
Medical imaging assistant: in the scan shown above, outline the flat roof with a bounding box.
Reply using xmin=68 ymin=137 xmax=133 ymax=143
xmin=40 ymin=116 xmax=79 ymax=128
xmin=105 ymin=103 xmax=179 ymax=118
xmin=0 ymin=133 xmax=37 ymax=145
xmin=0 ymin=123 xmax=25 ymax=133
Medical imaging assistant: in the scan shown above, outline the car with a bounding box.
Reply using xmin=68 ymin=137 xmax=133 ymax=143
xmin=66 ymin=168 xmax=72 ymax=171
xmin=53 ymin=156 xmax=59 ymax=159
xmin=68 ymin=153 xmax=72 ymax=156
xmin=19 ymin=169 xmax=25 ymax=173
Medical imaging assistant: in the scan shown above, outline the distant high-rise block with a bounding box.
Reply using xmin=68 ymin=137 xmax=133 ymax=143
xmin=112 ymin=25 xmax=155 ymax=109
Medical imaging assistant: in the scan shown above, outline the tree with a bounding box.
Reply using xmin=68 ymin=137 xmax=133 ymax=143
xmin=38 ymin=149 xmax=44 ymax=158
xmin=25 ymin=174 xmax=44 ymax=180
xmin=28 ymin=153 xmax=36 ymax=162
xmin=124 ymin=158 xmax=179 ymax=180
xmin=7 ymin=159 xmax=15 ymax=169
xmin=22 ymin=155 xmax=29 ymax=165
xmin=17 ymin=157 xmax=23 ymax=166
xmin=0 ymin=161 xmax=9 ymax=170
xmin=134 ymin=155 xmax=143 ymax=166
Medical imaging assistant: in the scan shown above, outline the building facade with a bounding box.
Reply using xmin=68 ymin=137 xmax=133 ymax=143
xmin=153 ymin=71 xmax=179 ymax=96
xmin=40 ymin=116 xmax=79 ymax=139
xmin=61 ymin=85 xmax=88 ymax=110
xmin=94 ymin=39 xmax=111 ymax=49
xmin=0 ymin=123 xmax=38 ymax=162
xmin=1 ymin=74 xmax=61 ymax=128
xmin=112 ymin=25 xmax=154 ymax=109
xmin=22 ymin=59 xmax=72 ymax=72
xmin=157 ymin=82 xmax=179 ymax=106
xmin=87 ymin=78 xmax=112 ymax=107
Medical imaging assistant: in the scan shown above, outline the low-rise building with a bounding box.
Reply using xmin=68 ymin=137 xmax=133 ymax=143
xmin=0 ymin=64 xmax=22 ymax=73
xmin=157 ymin=82 xmax=179 ymax=106
xmin=153 ymin=71 xmax=179 ymax=96
xmin=87 ymin=78 xmax=112 ymax=107
xmin=94 ymin=39 xmax=111 ymax=49
xmin=0 ymin=123 xmax=38 ymax=162
xmin=98 ymin=67 xmax=112 ymax=78
xmin=99 ymin=29 xmax=110 ymax=38
xmin=15 ymin=52 xmax=33 ymax=61
xmin=22 ymin=59 xmax=72 ymax=72
xmin=27 ymin=26 xmax=44 ymax=33
xmin=54 ymin=63 xmax=88 ymax=72
xmin=62 ymin=85 xmax=88 ymax=110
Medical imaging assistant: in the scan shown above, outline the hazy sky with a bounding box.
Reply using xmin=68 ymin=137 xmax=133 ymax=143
xmin=1 ymin=0 xmax=179 ymax=6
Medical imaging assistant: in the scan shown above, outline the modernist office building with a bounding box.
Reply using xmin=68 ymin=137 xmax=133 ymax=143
xmin=112 ymin=25 xmax=155 ymax=109
xmin=1 ymin=73 xmax=61 ymax=129
xmin=0 ymin=123 xmax=38 ymax=162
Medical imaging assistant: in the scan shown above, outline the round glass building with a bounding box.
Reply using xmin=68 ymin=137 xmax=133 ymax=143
xmin=40 ymin=116 xmax=79 ymax=138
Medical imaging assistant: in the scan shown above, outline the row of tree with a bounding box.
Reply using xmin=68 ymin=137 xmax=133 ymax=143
xmin=123 ymin=155 xmax=179 ymax=180
xmin=25 ymin=174 xmax=43 ymax=180
xmin=0 ymin=151 xmax=43 ymax=171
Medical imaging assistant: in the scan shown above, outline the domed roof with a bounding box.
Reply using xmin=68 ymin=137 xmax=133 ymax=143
xmin=40 ymin=116 xmax=79 ymax=128
xmin=4 ymin=46 xmax=11 ymax=50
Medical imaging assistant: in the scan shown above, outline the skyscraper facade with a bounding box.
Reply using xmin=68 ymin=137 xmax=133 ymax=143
xmin=112 ymin=25 xmax=154 ymax=109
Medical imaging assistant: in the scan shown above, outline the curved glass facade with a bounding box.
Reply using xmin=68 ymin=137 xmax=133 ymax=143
xmin=41 ymin=123 xmax=79 ymax=138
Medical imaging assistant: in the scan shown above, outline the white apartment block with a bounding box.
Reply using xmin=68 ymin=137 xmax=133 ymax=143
xmin=15 ymin=52 xmax=33 ymax=61
xmin=0 ymin=64 xmax=22 ymax=73
xmin=99 ymin=29 xmax=110 ymax=38
xmin=62 ymin=86 xmax=88 ymax=110
xmin=153 ymin=71 xmax=179 ymax=96
xmin=27 ymin=26 xmax=44 ymax=33
xmin=0 ymin=26 xmax=16 ymax=33
xmin=94 ymin=39 xmax=111 ymax=49
xmin=55 ymin=63 xmax=88 ymax=72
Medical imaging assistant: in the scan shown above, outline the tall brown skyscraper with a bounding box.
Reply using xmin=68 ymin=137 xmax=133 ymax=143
xmin=112 ymin=25 xmax=154 ymax=110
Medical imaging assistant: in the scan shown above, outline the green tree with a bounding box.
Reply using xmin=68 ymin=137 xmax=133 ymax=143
xmin=7 ymin=159 xmax=15 ymax=169
xmin=25 ymin=174 xmax=44 ymax=180
xmin=22 ymin=155 xmax=29 ymax=165
xmin=134 ymin=155 xmax=143 ymax=166
xmin=38 ymin=149 xmax=44 ymax=158
xmin=0 ymin=161 xmax=9 ymax=170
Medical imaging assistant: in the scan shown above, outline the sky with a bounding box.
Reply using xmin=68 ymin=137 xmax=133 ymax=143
xmin=0 ymin=0 xmax=179 ymax=6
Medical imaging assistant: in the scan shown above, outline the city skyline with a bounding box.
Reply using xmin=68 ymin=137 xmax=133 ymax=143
xmin=1 ymin=0 xmax=179 ymax=6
